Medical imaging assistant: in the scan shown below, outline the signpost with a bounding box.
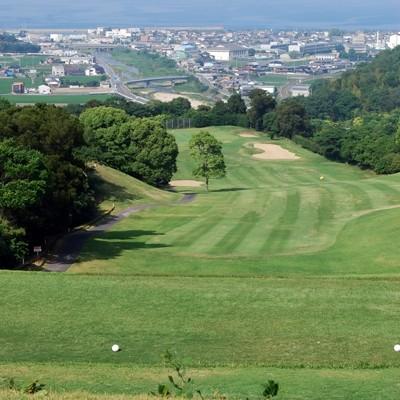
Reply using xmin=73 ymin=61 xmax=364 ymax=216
xmin=33 ymin=246 xmax=42 ymax=257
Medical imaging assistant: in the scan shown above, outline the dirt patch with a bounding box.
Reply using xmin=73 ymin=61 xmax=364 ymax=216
xmin=152 ymin=92 xmax=205 ymax=109
xmin=252 ymin=143 xmax=300 ymax=160
xmin=239 ymin=131 xmax=258 ymax=138
xmin=170 ymin=180 xmax=203 ymax=187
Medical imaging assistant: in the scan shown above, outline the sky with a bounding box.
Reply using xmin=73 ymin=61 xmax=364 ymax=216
xmin=2 ymin=0 xmax=400 ymax=29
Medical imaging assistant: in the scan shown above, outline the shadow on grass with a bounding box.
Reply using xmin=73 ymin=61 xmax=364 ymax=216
xmin=209 ymin=187 xmax=249 ymax=193
xmin=78 ymin=229 xmax=169 ymax=262
xmin=89 ymin=171 xmax=141 ymax=204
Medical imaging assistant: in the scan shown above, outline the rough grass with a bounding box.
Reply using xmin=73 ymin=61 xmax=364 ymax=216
xmin=1 ymin=364 xmax=400 ymax=400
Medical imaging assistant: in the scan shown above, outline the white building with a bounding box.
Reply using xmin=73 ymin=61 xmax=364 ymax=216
xmin=388 ymin=34 xmax=400 ymax=49
xmin=255 ymin=85 xmax=276 ymax=94
xmin=85 ymin=67 xmax=98 ymax=76
xmin=52 ymin=65 xmax=65 ymax=77
xmin=38 ymin=85 xmax=51 ymax=95
xmin=207 ymin=45 xmax=249 ymax=61
xmin=291 ymin=85 xmax=311 ymax=97
xmin=50 ymin=33 xmax=63 ymax=42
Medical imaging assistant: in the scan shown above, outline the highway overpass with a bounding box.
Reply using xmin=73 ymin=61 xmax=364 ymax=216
xmin=125 ymin=75 xmax=190 ymax=87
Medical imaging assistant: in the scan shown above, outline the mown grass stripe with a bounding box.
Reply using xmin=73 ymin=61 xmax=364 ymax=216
xmin=261 ymin=190 xmax=301 ymax=255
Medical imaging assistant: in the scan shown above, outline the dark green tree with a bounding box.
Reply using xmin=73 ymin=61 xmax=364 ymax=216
xmin=227 ymin=93 xmax=247 ymax=114
xmin=248 ymin=89 xmax=276 ymax=131
xmin=275 ymin=98 xmax=311 ymax=139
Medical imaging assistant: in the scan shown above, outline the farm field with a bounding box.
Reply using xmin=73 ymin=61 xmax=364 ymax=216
xmin=252 ymin=74 xmax=296 ymax=86
xmin=1 ymin=93 xmax=113 ymax=104
xmin=60 ymin=75 xmax=107 ymax=86
xmin=0 ymin=77 xmax=36 ymax=94
xmin=2 ymin=126 xmax=400 ymax=399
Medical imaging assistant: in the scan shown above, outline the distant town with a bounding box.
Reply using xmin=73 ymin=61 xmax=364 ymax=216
xmin=1 ymin=27 xmax=400 ymax=105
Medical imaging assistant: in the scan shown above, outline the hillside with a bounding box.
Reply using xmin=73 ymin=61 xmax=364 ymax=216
xmin=306 ymin=46 xmax=400 ymax=119
xmin=91 ymin=164 xmax=178 ymax=213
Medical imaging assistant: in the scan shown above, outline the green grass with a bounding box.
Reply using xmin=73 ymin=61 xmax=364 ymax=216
xmin=72 ymin=126 xmax=400 ymax=277
xmin=90 ymin=164 xmax=178 ymax=213
xmin=2 ymin=363 xmax=400 ymax=400
xmin=252 ymin=74 xmax=296 ymax=87
xmin=174 ymin=77 xmax=208 ymax=94
xmin=0 ymin=77 xmax=36 ymax=94
xmin=1 ymin=94 xmax=113 ymax=104
xmin=60 ymin=75 xmax=106 ymax=87
xmin=2 ymin=126 xmax=400 ymax=399
xmin=111 ymin=49 xmax=184 ymax=78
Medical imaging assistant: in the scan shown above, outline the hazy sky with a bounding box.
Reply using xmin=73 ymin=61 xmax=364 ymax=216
xmin=2 ymin=0 xmax=400 ymax=29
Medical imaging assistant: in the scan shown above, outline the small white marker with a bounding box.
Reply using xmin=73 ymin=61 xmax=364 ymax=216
xmin=112 ymin=344 xmax=120 ymax=352
xmin=394 ymin=344 xmax=400 ymax=352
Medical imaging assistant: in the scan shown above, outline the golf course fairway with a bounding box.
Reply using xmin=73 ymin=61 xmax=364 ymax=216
xmin=2 ymin=126 xmax=400 ymax=400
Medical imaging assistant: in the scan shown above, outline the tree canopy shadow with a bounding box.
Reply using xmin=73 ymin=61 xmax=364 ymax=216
xmin=78 ymin=229 xmax=169 ymax=262
xmin=209 ymin=187 xmax=249 ymax=193
xmin=89 ymin=172 xmax=141 ymax=204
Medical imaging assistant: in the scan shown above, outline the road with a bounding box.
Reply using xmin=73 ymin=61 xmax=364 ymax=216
xmin=43 ymin=194 xmax=196 ymax=272
xmin=95 ymin=53 xmax=149 ymax=104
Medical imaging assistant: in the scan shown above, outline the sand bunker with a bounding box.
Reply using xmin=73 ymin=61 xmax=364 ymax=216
xmin=239 ymin=131 xmax=258 ymax=138
xmin=170 ymin=180 xmax=204 ymax=187
xmin=252 ymin=143 xmax=300 ymax=160
xmin=152 ymin=92 xmax=205 ymax=109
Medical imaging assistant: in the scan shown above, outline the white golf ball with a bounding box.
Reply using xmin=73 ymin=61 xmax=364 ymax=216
xmin=112 ymin=344 xmax=120 ymax=352
xmin=320 ymin=176 xmax=325 ymax=181
xmin=394 ymin=344 xmax=400 ymax=352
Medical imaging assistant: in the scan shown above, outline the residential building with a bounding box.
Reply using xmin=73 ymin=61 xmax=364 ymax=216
xmin=38 ymin=85 xmax=51 ymax=94
xmin=52 ymin=65 xmax=65 ymax=77
xmin=12 ymin=82 xmax=24 ymax=94
xmin=388 ymin=34 xmax=400 ymax=49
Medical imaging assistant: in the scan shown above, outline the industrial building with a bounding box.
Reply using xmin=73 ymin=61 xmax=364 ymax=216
xmin=289 ymin=42 xmax=336 ymax=56
xmin=207 ymin=45 xmax=249 ymax=61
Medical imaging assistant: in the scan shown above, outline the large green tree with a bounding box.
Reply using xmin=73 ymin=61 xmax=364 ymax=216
xmin=80 ymin=108 xmax=178 ymax=187
xmin=227 ymin=93 xmax=247 ymax=114
xmin=0 ymin=104 xmax=95 ymax=234
xmin=275 ymin=98 xmax=311 ymax=139
xmin=189 ymin=131 xmax=226 ymax=191
xmin=248 ymin=89 xmax=276 ymax=131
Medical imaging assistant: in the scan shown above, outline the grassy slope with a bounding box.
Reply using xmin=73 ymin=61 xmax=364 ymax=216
xmin=91 ymin=164 xmax=177 ymax=213
xmin=111 ymin=49 xmax=183 ymax=79
xmin=2 ymin=128 xmax=400 ymax=399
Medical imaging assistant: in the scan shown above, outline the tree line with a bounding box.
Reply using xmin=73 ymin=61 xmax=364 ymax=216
xmin=0 ymin=100 xmax=178 ymax=267
xmin=0 ymin=33 xmax=40 ymax=53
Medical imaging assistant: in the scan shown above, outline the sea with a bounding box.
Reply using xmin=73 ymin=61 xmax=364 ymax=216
xmin=1 ymin=0 xmax=399 ymax=30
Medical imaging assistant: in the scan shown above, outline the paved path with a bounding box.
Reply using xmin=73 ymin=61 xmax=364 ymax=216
xmin=44 ymin=194 xmax=195 ymax=272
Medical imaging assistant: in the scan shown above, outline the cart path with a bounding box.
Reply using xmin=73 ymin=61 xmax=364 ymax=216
xmin=43 ymin=194 xmax=196 ymax=272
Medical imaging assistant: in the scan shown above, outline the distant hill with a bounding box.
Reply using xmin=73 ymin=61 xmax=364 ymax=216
xmin=0 ymin=33 xmax=40 ymax=53
xmin=307 ymin=46 xmax=400 ymax=119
